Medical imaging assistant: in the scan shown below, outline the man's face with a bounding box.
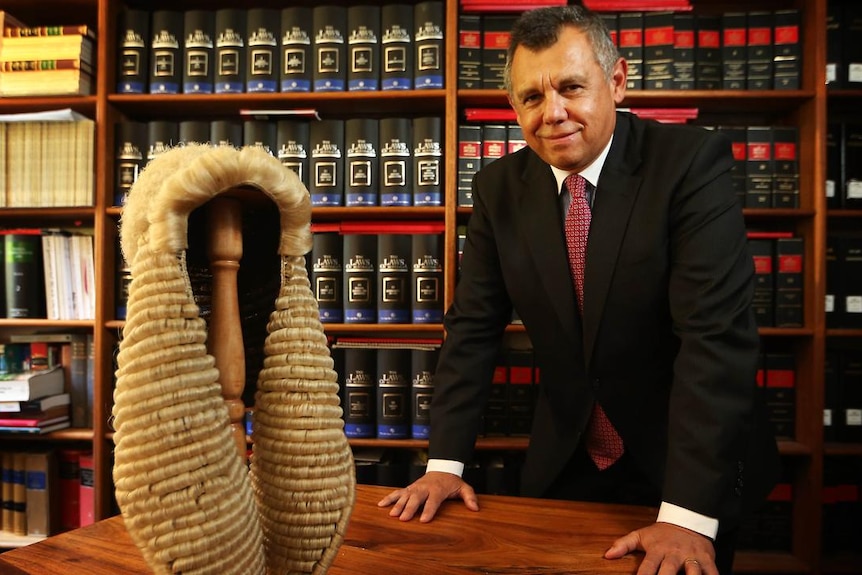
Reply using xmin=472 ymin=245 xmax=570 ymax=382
xmin=507 ymin=26 xmax=627 ymax=172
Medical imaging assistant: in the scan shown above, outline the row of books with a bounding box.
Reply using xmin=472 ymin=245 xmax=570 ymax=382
xmin=0 ymin=449 xmax=94 ymax=539
xmin=826 ymin=233 xmax=862 ymax=330
xmin=2 ymin=229 xmax=96 ymax=321
xmin=821 ymin=457 xmax=862 ymax=554
xmin=749 ymin=233 xmax=804 ymax=329
xmin=458 ymin=9 xmax=801 ymax=91
xmin=825 ymin=2 xmax=862 ymax=90
xmin=825 ymin=122 xmax=862 ymax=211
xmin=0 ymin=19 xmax=96 ymax=97
xmin=0 ymin=367 xmax=69 ymax=435
xmin=1 ymin=332 xmax=93 ymax=429
xmin=114 ymin=116 xmax=444 ymax=208
xmin=117 ymin=3 xmax=444 ymax=95
xmin=824 ymin=347 xmax=862 ymax=444
xmin=0 ymin=119 xmax=94 ymax=208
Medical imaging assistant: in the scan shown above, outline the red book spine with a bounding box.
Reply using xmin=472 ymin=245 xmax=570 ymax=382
xmin=78 ymin=452 xmax=95 ymax=527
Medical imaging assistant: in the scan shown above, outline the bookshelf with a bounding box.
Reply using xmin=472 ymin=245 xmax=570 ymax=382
xmin=0 ymin=0 xmax=858 ymax=573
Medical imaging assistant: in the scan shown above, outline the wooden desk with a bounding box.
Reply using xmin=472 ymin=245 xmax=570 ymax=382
xmin=0 ymin=484 xmax=654 ymax=574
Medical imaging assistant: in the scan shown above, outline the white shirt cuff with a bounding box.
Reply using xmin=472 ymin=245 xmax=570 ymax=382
xmin=657 ymin=502 xmax=719 ymax=540
xmin=425 ymin=458 xmax=464 ymax=476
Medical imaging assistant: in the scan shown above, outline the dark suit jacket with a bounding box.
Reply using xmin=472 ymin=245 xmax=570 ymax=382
xmin=429 ymin=111 xmax=780 ymax=528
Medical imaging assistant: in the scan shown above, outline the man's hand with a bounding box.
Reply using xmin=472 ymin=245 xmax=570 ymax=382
xmin=377 ymin=471 xmax=479 ymax=522
xmin=604 ymin=522 xmax=718 ymax=575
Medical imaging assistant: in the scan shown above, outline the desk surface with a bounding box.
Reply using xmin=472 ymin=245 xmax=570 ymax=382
xmin=0 ymin=484 xmax=655 ymax=574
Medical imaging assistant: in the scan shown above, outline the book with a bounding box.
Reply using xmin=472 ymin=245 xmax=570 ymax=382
xmin=481 ymin=123 xmax=507 ymax=167
xmin=694 ymin=14 xmax=721 ymax=90
xmin=377 ymin=234 xmax=411 ymax=323
xmin=618 ymin=12 xmax=644 ymax=90
xmin=841 ymin=236 xmax=862 ymax=329
xmin=0 ymin=392 xmax=70 ymax=414
xmin=671 ymin=13 xmax=695 ymax=90
xmin=745 ymin=126 xmax=773 ymax=209
xmin=844 ymin=123 xmax=862 ymax=209
xmin=245 ymin=8 xmax=279 ymax=93
xmin=0 ymin=68 xmax=92 ymax=97
xmin=347 ymin=5 xmax=380 ymax=91
xmin=746 ymin=11 xmax=773 ymax=91
xmin=457 ymin=13 xmax=482 ymax=90
xmin=507 ymin=349 xmax=535 ymax=436
xmin=11 ymin=452 xmax=26 ymax=535
xmin=214 ymin=8 xmax=245 ymax=93
xmin=0 ymin=408 xmax=69 ymax=427
xmin=342 ymin=347 xmax=376 ymax=438
xmin=3 ymin=229 xmax=44 ymax=319
xmin=411 ymin=233 xmax=444 ymax=324
xmin=376 ymin=348 xmax=410 ymax=439
xmin=78 ymin=452 xmax=94 ymax=527
xmin=380 ymin=3 xmax=412 ymax=90
xmin=825 ymin=122 xmax=842 ymax=210
xmin=721 ymin=12 xmax=747 ymax=90
xmin=310 ymin=230 xmax=343 ymax=323
xmin=773 ymin=9 xmax=800 ymax=90
xmin=345 ymin=117 xmax=378 ymax=206
xmin=309 ymin=119 xmax=344 ymax=206
xmin=178 ymin=120 xmax=209 ymax=146
xmin=457 ymin=124 xmax=481 ymax=207
xmin=764 ymin=352 xmax=795 ymax=439
xmin=210 ymin=119 xmax=242 ymax=147
xmin=379 ymin=117 xmax=412 ymax=206
xmin=839 ymin=350 xmax=862 ymax=442
xmin=3 ymin=24 xmax=93 ymax=38
xmin=412 ymin=116 xmax=443 ymax=206
xmin=843 ymin=3 xmax=862 ymax=90
xmin=749 ymin=238 xmax=775 ymax=327
xmin=182 ymin=10 xmax=215 ymax=94
xmin=772 ymin=126 xmax=799 ymax=208
xmin=0 ymin=419 xmax=70 ymax=434
xmin=343 ymin=233 xmax=376 ymax=323
xmin=276 ymin=119 xmax=310 ymax=187
xmin=242 ymin=119 xmax=276 ymax=155
xmin=826 ymin=4 xmax=843 ymax=89
xmin=312 ymin=5 xmax=346 ymax=92
xmin=0 ymin=366 xmax=64 ymax=402
xmin=280 ymin=7 xmax=312 ymax=92
xmin=57 ymin=449 xmax=83 ymax=531
xmin=0 ymin=33 xmax=95 ymax=67
xmin=643 ymin=11 xmax=673 ymax=90
xmin=114 ymin=120 xmax=147 ymax=206
xmin=414 ymin=1 xmax=444 ymax=89
xmin=116 ymin=8 xmax=149 ymax=93
xmin=149 ymin=10 xmax=183 ymax=94
xmin=24 ymin=451 xmax=55 ymax=537
xmin=825 ymin=234 xmax=843 ymax=328
xmin=481 ymin=15 xmax=513 ymax=90
xmin=410 ymin=348 xmax=437 ymax=439
xmin=1 ymin=451 xmax=14 ymax=532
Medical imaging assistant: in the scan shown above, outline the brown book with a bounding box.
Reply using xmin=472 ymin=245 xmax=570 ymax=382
xmin=0 ymin=68 xmax=93 ymax=97
xmin=0 ymin=58 xmax=93 ymax=75
xmin=0 ymin=34 xmax=95 ymax=66
xmin=4 ymin=24 xmax=94 ymax=38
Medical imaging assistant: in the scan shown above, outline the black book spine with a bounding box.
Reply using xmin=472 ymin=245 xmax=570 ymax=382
xmin=643 ymin=10 xmax=674 ymax=90
xmin=117 ymin=8 xmax=149 ymax=93
xmin=773 ymin=9 xmax=800 ymax=90
xmin=246 ymin=8 xmax=279 ymax=93
xmin=411 ymin=233 xmax=443 ymax=323
xmin=381 ymin=3 xmax=413 ymax=90
xmin=343 ymin=233 xmax=376 ymax=323
xmin=309 ymin=119 xmax=345 ymax=206
xmin=839 ymin=351 xmax=862 ymax=442
xmin=343 ymin=348 xmax=376 ymax=438
xmin=507 ymin=124 xmax=525 ymax=154
xmin=599 ymin=13 xmax=617 ymax=47
xmin=618 ymin=12 xmax=643 ymax=90
xmin=841 ymin=236 xmax=862 ymax=329
xmin=210 ymin=119 xmax=243 ymax=147
xmin=379 ymin=117 xmax=412 ymax=206
xmin=745 ymin=125 xmax=773 ymax=209
xmin=116 ymin=246 xmax=131 ymax=320
xmin=276 ymin=119 xmax=310 ymax=187
xmin=242 ymin=120 xmax=277 ymax=156
xmin=844 ymin=4 xmax=862 ymax=90
xmin=825 ymin=235 xmax=843 ymax=328
xmin=481 ymin=15 xmax=513 ymax=90
xmin=506 ymin=349 xmax=534 ymax=436
xmin=347 ymin=5 xmax=380 ymax=91
xmin=774 ymin=237 xmax=804 ymax=328
xmin=826 ymin=123 xmax=843 ymax=209
xmin=772 ymin=126 xmax=799 ymax=208
xmin=146 ymin=120 xmax=179 ymax=163
xmin=413 ymin=116 xmax=443 ymax=206
xmin=671 ymin=13 xmax=695 ymax=90
xmin=458 ymin=14 xmax=481 ymax=90
xmin=721 ymin=12 xmax=747 ymax=91
xmin=483 ymin=358 xmax=509 ymax=435
xmin=458 ymin=124 xmax=481 ymax=207
xmin=746 ymin=11 xmax=773 ymax=91
xmin=414 ymin=1 xmax=444 ymax=89
xmin=149 ymin=10 xmax=183 ymax=94
xmin=280 ymin=7 xmax=312 ymax=92
xmin=376 ymin=348 xmax=410 ymax=439
xmin=114 ymin=120 xmax=147 ymax=206
xmin=178 ymin=120 xmax=210 ymax=146
xmin=695 ymin=15 xmax=721 ymax=90
xmin=844 ymin=123 xmax=862 ymax=209
xmin=377 ymin=234 xmax=411 ymax=323
xmin=3 ymin=231 xmax=44 ymax=319
xmin=345 ymin=118 xmax=379 ymax=206
xmin=183 ymin=10 xmax=214 ymax=94
xmin=311 ymin=231 xmax=343 ymax=323
xmin=826 ymin=4 xmax=843 ymax=89
xmin=749 ymin=238 xmax=775 ymax=327
xmin=764 ymin=352 xmax=796 ymax=439
xmin=717 ymin=125 xmax=747 ymax=207
xmin=410 ymin=348 xmax=437 ymax=439
xmin=481 ymin=123 xmax=506 ymax=168
xmin=313 ymin=5 xmax=346 ymax=92
xmin=214 ymin=8 xmax=246 ymax=94
xmin=823 ymin=350 xmax=841 ymax=441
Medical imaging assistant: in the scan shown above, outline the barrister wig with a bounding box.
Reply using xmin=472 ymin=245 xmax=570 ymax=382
xmin=113 ymin=143 xmax=355 ymax=575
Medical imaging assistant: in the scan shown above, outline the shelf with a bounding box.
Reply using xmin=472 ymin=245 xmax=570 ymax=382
xmin=0 ymin=96 xmax=96 ymax=118
xmin=346 ymin=436 xmax=530 ymax=451
xmin=826 ymin=209 xmax=862 ymax=217
xmin=826 ymin=329 xmax=862 ymax=338
xmin=823 ymin=443 xmax=862 ymax=457
xmin=777 ymin=440 xmax=814 ymax=456
xmin=0 ymin=319 xmax=95 ymax=329
xmin=0 ymin=207 xmax=96 ymax=222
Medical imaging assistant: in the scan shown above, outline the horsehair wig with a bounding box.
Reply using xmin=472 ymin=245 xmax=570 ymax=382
xmin=113 ymin=144 xmax=355 ymax=574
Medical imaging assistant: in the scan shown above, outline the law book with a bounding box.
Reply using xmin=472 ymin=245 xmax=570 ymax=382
xmin=376 ymin=348 xmax=410 ymax=439
xmin=599 ymin=13 xmax=617 ymax=46
xmin=11 ymin=452 xmax=26 ymax=535
xmin=457 ymin=13 xmax=482 ymax=89
xmin=413 ymin=116 xmax=443 ymax=206
xmin=774 ymin=236 xmax=803 ymax=328
xmin=414 ymin=1 xmax=444 ymax=89
xmin=84 ymin=334 xmax=94 ymax=428
xmin=67 ymin=333 xmax=88 ymax=428
xmin=717 ymin=125 xmax=747 ymax=207
xmin=246 ymin=8 xmax=279 ymax=93
xmin=721 ymin=12 xmax=747 ymax=90
xmin=825 ymin=122 xmax=843 ymax=210
xmin=146 ymin=120 xmax=178 ymax=163
xmin=78 ymin=452 xmax=94 ymax=527
xmin=242 ymin=120 xmax=276 ymax=155
xmin=772 ymin=126 xmax=799 ymax=208
xmin=0 ymin=366 xmax=65 ymax=402
xmin=410 ymin=348 xmax=437 ymax=439
xmin=772 ymin=9 xmax=800 ymax=90
xmin=178 ymin=120 xmax=210 ymax=145
xmin=182 ymin=10 xmax=214 ymax=94
xmin=4 ymin=24 xmax=92 ymax=37
xmin=23 ymin=451 xmax=54 ymax=537
xmin=1 ymin=451 xmax=14 ymax=532
xmin=749 ymin=238 xmax=775 ymax=327
xmin=345 ymin=118 xmax=379 ymax=206
xmin=643 ymin=11 xmax=673 ymax=90
xmin=342 ymin=347 xmax=376 ymax=438
xmin=483 ymin=357 xmax=509 ymax=436
xmin=210 ymin=119 xmax=242 ymax=147
xmin=280 ymin=7 xmax=312 ymax=92
xmin=745 ymin=125 xmax=773 ymax=209
xmin=310 ymin=230 xmax=343 ymax=323
xmin=113 ymin=120 xmax=146 ymax=206
xmin=0 ymin=58 xmax=92 ymax=74
xmin=116 ymin=8 xmax=149 ymax=93
xmin=506 ymin=123 xmax=525 ymax=153
xmin=3 ymin=229 xmax=44 ymax=319
xmin=56 ymin=449 xmax=83 ymax=531
xmin=823 ymin=350 xmax=841 ymax=442
xmin=507 ymin=349 xmax=535 ymax=436
xmin=843 ymin=3 xmax=862 ymax=90
xmin=148 ymin=10 xmax=183 ymax=94
xmin=115 ymin=246 xmax=131 ymax=320
xmin=841 ymin=235 xmax=862 ymax=329
xmin=480 ymin=15 xmax=514 ymax=90
xmin=826 ymin=3 xmax=843 ymax=89
xmin=843 ymin=123 xmax=862 ymax=209
xmin=347 ymin=5 xmax=380 ymax=91
xmin=276 ymin=119 xmax=310 ymax=187
xmin=481 ymin=123 xmax=506 ymax=167
xmin=214 ymin=8 xmax=245 ymax=94
xmin=379 ymin=117 xmax=412 ymax=206
xmin=312 ymin=5 xmax=346 ymax=92
xmin=457 ymin=124 xmax=480 ymax=207
xmin=694 ymin=14 xmax=721 ymax=90
xmin=343 ymin=233 xmax=376 ymax=323
xmin=380 ymin=3 xmax=413 ymax=90
xmin=825 ymin=234 xmax=843 ymax=329
xmin=0 ymin=392 xmax=70 ymax=414
xmin=411 ymin=232 xmax=444 ymax=324
xmin=839 ymin=350 xmax=862 ymax=442
xmin=745 ymin=11 xmax=772 ymax=90
xmin=762 ymin=352 xmax=795 ymax=439
xmin=376 ymin=234 xmax=411 ymax=324
xmin=309 ymin=118 xmax=344 ymax=206
xmin=618 ymin=11 xmax=644 ymax=90
xmin=671 ymin=13 xmax=695 ymax=90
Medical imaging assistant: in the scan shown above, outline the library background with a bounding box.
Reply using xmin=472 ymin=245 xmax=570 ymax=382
xmin=0 ymin=0 xmax=859 ymax=573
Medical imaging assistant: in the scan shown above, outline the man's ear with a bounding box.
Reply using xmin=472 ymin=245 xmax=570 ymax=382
xmin=611 ymin=57 xmax=628 ymax=104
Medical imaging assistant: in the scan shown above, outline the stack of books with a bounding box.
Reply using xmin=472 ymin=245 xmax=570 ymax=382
xmin=0 ymin=366 xmax=69 ymax=434
xmin=0 ymin=15 xmax=96 ymax=97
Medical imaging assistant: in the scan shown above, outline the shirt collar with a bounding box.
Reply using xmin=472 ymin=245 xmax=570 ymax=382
xmin=551 ymin=135 xmax=613 ymax=195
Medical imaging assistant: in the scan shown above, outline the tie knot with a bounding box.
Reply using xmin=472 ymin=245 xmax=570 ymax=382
xmin=565 ymin=173 xmax=587 ymax=200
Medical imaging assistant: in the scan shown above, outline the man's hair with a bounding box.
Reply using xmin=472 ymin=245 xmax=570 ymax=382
xmin=503 ymin=5 xmax=620 ymax=96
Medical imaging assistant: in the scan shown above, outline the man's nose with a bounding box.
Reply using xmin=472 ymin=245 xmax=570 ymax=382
xmin=542 ymin=92 xmax=567 ymax=123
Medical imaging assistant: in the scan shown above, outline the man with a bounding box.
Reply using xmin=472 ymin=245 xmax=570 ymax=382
xmin=379 ymin=6 xmax=780 ymax=574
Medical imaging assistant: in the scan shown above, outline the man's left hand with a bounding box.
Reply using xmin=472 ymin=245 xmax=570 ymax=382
xmin=604 ymin=522 xmax=718 ymax=575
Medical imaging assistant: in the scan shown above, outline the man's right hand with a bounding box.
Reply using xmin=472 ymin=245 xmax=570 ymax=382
xmin=376 ymin=471 xmax=480 ymax=523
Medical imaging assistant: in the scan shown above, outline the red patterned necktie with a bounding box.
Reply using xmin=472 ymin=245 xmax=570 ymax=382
xmin=563 ymin=173 xmax=624 ymax=470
